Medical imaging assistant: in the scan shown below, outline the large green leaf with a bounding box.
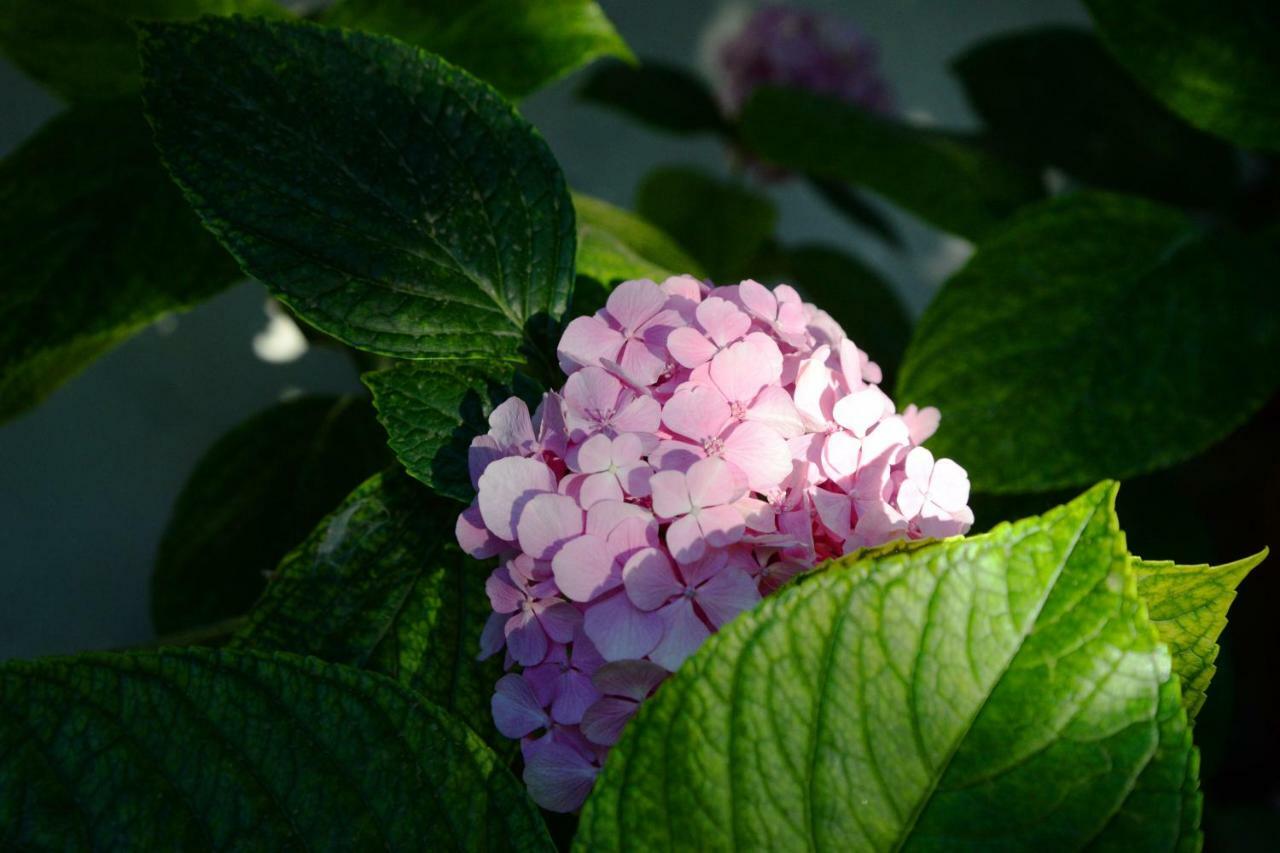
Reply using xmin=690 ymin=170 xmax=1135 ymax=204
xmin=365 ymin=360 xmax=529 ymax=503
xmin=324 ymin=0 xmax=631 ymax=99
xmin=635 ymin=166 xmax=777 ymax=283
xmin=0 ymin=102 xmax=239 ymax=423
xmin=738 ymin=87 xmax=1044 ymax=240
xmin=578 ymin=483 xmax=1202 ymax=850
xmin=953 ymin=27 xmax=1241 ymax=207
xmin=152 ymin=395 xmax=390 ymax=635
xmin=232 ymin=470 xmax=503 ymax=746
xmin=573 ymin=191 xmax=705 ymax=287
xmin=577 ymin=59 xmax=728 ymax=136
xmin=140 ymin=16 xmax=575 ymax=360
xmin=897 ymin=192 xmax=1280 ymax=493
xmin=1085 ymin=0 xmax=1280 ymax=153
xmin=0 ymin=648 xmax=550 ymax=850
xmin=0 ymin=0 xmax=283 ymax=101
xmin=1134 ymin=549 xmax=1269 ymax=720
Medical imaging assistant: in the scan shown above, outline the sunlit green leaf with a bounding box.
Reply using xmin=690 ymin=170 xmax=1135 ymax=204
xmin=1134 ymin=549 xmax=1269 ymax=719
xmin=579 ymin=483 xmax=1203 ymax=851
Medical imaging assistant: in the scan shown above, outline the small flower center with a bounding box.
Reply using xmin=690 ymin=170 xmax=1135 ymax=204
xmin=702 ymin=436 xmax=725 ymax=455
xmin=729 ymin=400 xmax=747 ymax=419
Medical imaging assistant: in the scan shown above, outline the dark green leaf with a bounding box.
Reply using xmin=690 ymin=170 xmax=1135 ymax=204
xmin=635 ymin=166 xmax=776 ymax=282
xmin=762 ymin=244 xmax=911 ymax=385
xmin=233 ymin=470 xmax=504 ymax=747
xmin=953 ymin=27 xmax=1240 ymax=207
xmin=573 ymin=191 xmax=705 ymax=286
xmin=1134 ymin=549 xmax=1269 ymax=719
xmin=577 ymin=59 xmax=727 ymax=136
xmin=578 ymin=483 xmax=1203 ymax=850
xmin=365 ymin=360 xmax=526 ymax=502
xmin=151 ymin=395 xmax=390 ymax=634
xmin=0 ymin=647 xmax=551 ymax=850
xmin=808 ymin=178 xmax=904 ymax=248
xmin=1085 ymin=0 xmax=1280 ymax=152
xmin=897 ymin=191 xmax=1280 ymax=493
xmin=0 ymin=0 xmax=284 ymax=101
xmin=323 ymin=0 xmax=631 ymax=99
xmin=738 ymin=86 xmax=1044 ymax=240
xmin=140 ymin=16 xmax=575 ymax=360
xmin=0 ymin=102 xmax=239 ymax=423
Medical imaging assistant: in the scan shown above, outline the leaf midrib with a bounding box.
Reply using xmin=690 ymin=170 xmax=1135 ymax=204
xmin=889 ymin=500 xmax=1101 ymax=851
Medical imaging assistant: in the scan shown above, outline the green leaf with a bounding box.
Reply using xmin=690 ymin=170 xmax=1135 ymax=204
xmin=578 ymin=483 xmax=1203 ymax=850
xmin=1085 ymin=0 xmax=1280 ymax=153
xmin=140 ymin=16 xmax=575 ymax=360
xmin=152 ymin=395 xmax=390 ymax=635
xmin=1134 ymin=549 xmax=1269 ymax=720
xmin=232 ymin=470 xmax=504 ymax=747
xmin=0 ymin=102 xmax=239 ymax=423
xmin=0 ymin=647 xmax=551 ymax=850
xmin=897 ymin=191 xmax=1280 ymax=493
xmin=765 ymin=244 xmax=911 ymax=385
xmin=577 ymin=59 xmax=727 ymax=136
xmin=573 ymin=191 xmax=705 ymax=286
xmin=953 ymin=27 xmax=1241 ymax=207
xmin=324 ymin=0 xmax=631 ymax=99
xmin=738 ymin=87 xmax=1044 ymax=240
xmin=0 ymin=0 xmax=284 ymax=101
xmin=809 ymin=178 xmax=904 ymax=248
xmin=366 ymin=360 xmax=527 ymax=503
xmin=635 ymin=166 xmax=777 ymax=283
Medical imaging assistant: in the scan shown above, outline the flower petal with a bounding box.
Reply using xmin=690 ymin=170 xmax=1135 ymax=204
xmin=558 ymin=314 xmax=622 ymax=373
xmin=662 ymin=384 xmax=730 ymax=443
xmin=516 ymin=493 xmax=584 ymax=560
xmin=492 ymin=673 xmax=549 ymax=739
xmin=695 ymin=565 xmax=760 ymax=627
xmin=649 ymin=469 xmax=694 ymax=518
xmin=649 ymin=598 xmax=711 ymax=671
xmin=605 ymin=278 xmax=665 ymax=332
xmin=477 ymin=457 xmax=556 ymax=542
xmin=722 ymin=421 xmax=792 ymax=492
xmin=583 ymin=592 xmax=664 ymax=661
xmin=523 ymin=741 xmax=598 ymax=813
xmin=551 ymin=533 xmax=618 ymax=602
xmin=622 ymin=546 xmax=682 ymax=610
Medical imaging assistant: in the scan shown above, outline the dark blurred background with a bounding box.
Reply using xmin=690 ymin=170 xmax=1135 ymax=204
xmin=1 ymin=1 xmax=1274 ymax=848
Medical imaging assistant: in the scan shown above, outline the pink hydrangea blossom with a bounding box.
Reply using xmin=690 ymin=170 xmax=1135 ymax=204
xmin=457 ymin=275 xmax=972 ymax=812
xmin=710 ymin=4 xmax=895 ymax=119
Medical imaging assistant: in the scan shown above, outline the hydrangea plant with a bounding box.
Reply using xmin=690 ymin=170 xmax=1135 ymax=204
xmin=0 ymin=1 xmax=1276 ymax=850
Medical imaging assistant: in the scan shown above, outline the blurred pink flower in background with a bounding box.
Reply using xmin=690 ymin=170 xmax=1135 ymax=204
xmin=708 ymin=3 xmax=895 ymax=119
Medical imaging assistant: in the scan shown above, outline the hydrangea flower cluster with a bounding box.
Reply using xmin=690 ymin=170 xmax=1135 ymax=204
xmin=456 ymin=277 xmax=973 ymax=812
xmin=710 ymin=4 xmax=895 ymax=119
